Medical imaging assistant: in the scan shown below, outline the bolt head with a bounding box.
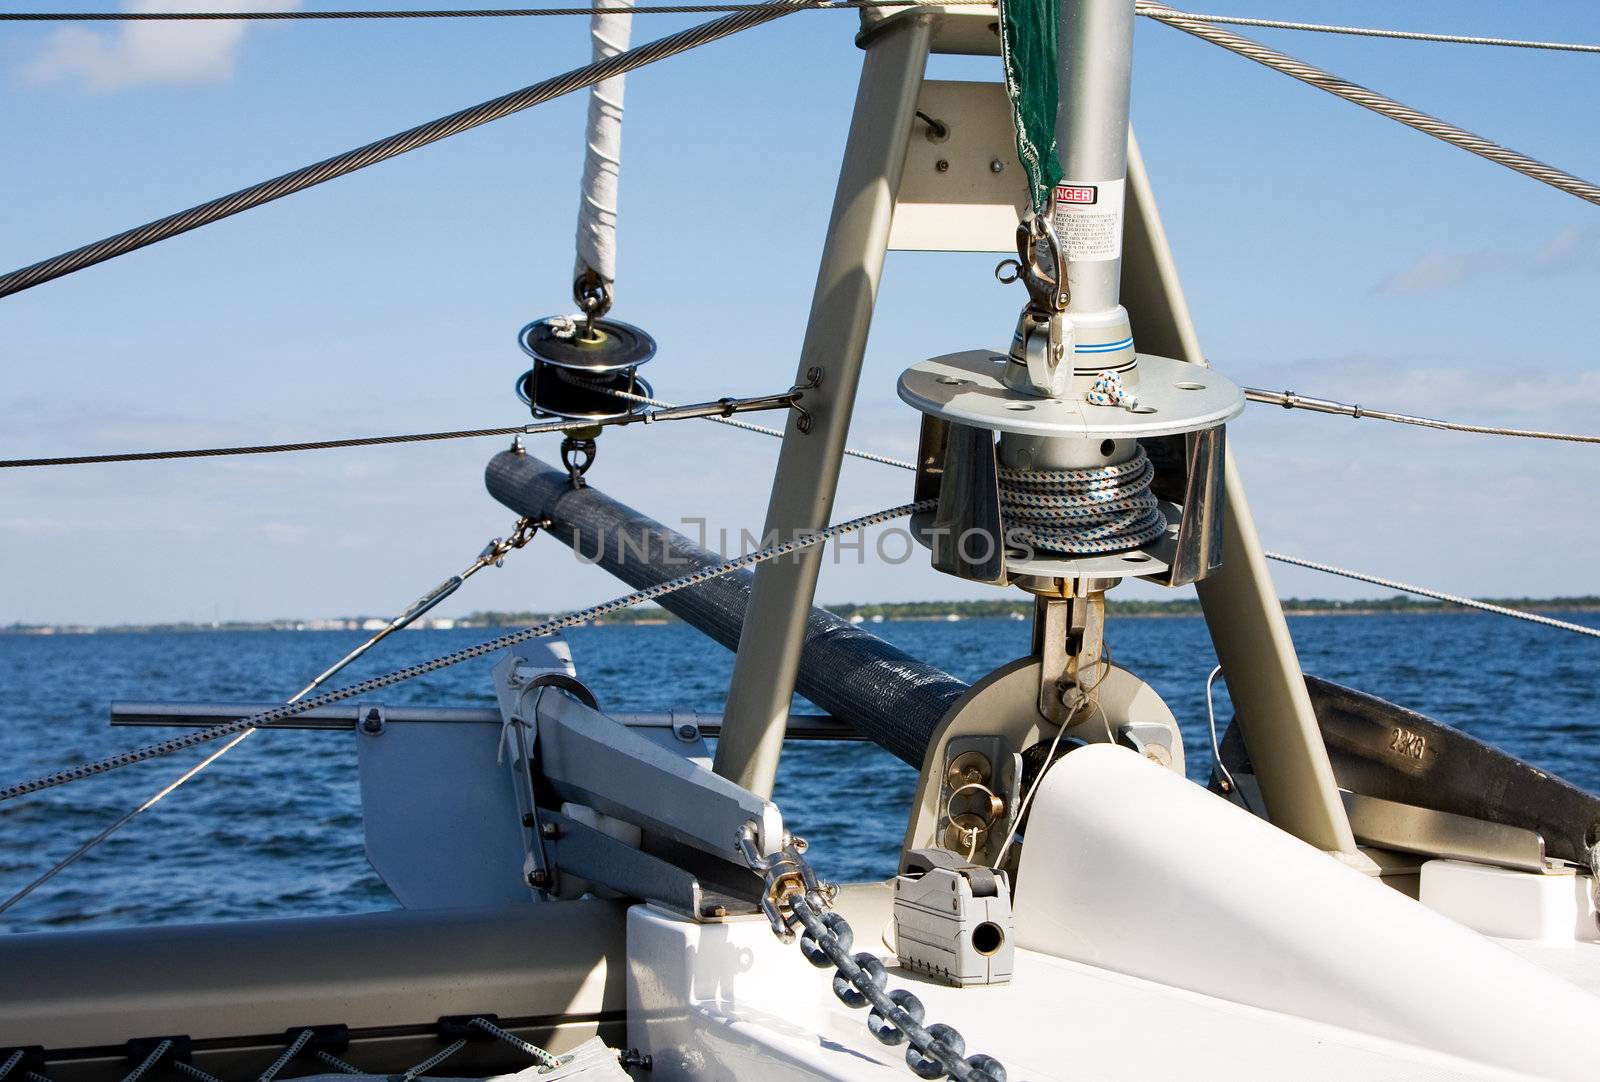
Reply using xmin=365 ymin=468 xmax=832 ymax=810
xmin=527 ymin=870 xmax=549 ymax=888
xmin=935 ymin=159 xmax=950 ymax=173
xmin=540 ymin=822 xmax=560 ymax=839
xmin=990 ymin=159 xmax=1005 ymax=173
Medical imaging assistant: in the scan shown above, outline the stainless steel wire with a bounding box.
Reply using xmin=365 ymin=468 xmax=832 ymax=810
xmin=0 ymin=4 xmax=806 ymax=300
xmin=1137 ymin=2 xmax=1600 ymax=207
xmin=0 ymin=500 xmax=927 ymax=803
xmin=1245 ymin=387 xmax=1600 ymax=444
xmin=1262 ymin=552 xmax=1600 ymax=640
xmin=0 ymin=1 xmax=992 ymax=19
xmin=1131 ymin=5 xmax=1600 ymax=55
xmin=0 ymin=518 xmax=536 ymax=914
xmin=0 ymin=423 xmax=551 ymax=468
xmin=598 ymin=383 xmax=1600 ymax=641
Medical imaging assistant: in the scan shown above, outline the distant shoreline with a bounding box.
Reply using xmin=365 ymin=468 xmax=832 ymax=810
xmin=6 ymin=596 xmax=1598 ymax=635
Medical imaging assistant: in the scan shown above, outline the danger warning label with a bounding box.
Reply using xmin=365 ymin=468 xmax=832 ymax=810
xmin=1051 ymin=179 xmax=1124 ymax=262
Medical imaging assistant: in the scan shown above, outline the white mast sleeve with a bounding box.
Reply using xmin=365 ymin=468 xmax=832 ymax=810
xmin=574 ymin=0 xmax=634 ymax=290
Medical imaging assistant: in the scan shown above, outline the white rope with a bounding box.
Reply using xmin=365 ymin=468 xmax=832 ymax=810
xmin=1132 ymin=6 xmax=1600 ymax=55
xmin=575 ymin=0 xmax=634 ymax=288
xmin=1263 ymin=551 xmax=1600 ymax=639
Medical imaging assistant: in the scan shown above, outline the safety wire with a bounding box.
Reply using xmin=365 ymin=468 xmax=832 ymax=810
xmin=575 ymin=381 xmax=1600 ymax=642
xmin=1137 ymin=1 xmax=1600 ymax=207
xmin=0 ymin=2 xmax=812 ymax=300
xmin=0 ymin=517 xmax=542 ymax=913
xmin=2 ymin=0 xmax=1597 ymax=59
xmin=988 ymin=651 xmax=1110 ymax=871
xmin=0 ymin=500 xmax=928 ymax=804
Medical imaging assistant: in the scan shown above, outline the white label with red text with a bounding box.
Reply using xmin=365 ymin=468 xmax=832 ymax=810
xmin=1051 ymin=179 xmax=1124 ymax=262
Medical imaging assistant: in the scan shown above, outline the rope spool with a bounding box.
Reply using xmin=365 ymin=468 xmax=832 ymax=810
xmin=515 ymin=314 xmax=656 ymax=423
xmin=996 ymin=444 xmax=1166 ymax=556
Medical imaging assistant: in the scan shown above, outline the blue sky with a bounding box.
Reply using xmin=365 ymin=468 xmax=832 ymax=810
xmin=2 ymin=1 xmax=1597 ymax=624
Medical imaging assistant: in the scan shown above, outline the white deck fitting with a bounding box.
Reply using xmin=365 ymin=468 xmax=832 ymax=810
xmin=625 ymin=906 xmax=1548 ymax=1081
xmin=628 ymin=745 xmax=1600 ymax=1081
xmin=1012 ymin=745 xmax=1600 ymax=1080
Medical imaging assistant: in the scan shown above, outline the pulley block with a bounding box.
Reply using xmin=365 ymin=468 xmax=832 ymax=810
xmin=516 ymin=315 xmax=657 ymax=423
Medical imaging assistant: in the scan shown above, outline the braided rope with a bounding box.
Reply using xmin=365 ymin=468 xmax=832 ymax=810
xmin=173 ymin=1064 xmax=225 ymax=1082
xmin=0 ymin=5 xmax=808 ymax=301
xmin=1131 ymin=5 xmax=1600 ymax=55
xmin=997 ymin=446 xmax=1167 ymax=555
xmin=0 ymin=500 xmax=926 ymax=803
xmin=257 ymin=1031 xmax=313 ymax=1082
xmin=399 ymin=1040 xmax=465 ymax=1082
xmin=468 ymin=1018 xmax=561 ymax=1070
xmin=0 ymin=1052 xmax=24 ymax=1082
xmin=120 ymin=1043 xmax=171 ymax=1082
xmin=311 ymin=1052 xmax=362 ymax=1076
xmin=1139 ymin=2 xmax=1600 ymax=207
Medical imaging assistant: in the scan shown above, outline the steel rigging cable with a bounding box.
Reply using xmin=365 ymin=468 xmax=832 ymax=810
xmin=0 ymin=3 xmax=805 ymax=300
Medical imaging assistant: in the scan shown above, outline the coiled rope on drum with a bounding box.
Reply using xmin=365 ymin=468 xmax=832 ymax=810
xmin=996 ymin=447 xmax=1167 ymax=555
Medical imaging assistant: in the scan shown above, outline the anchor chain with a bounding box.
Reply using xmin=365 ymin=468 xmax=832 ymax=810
xmin=739 ymin=825 xmax=1020 ymax=1082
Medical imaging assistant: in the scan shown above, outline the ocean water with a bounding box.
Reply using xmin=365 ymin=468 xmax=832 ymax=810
xmin=2 ymin=612 xmax=1598 ymax=934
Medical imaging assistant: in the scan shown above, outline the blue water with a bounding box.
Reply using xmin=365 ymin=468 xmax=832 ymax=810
xmin=2 ymin=613 xmax=1598 ymax=934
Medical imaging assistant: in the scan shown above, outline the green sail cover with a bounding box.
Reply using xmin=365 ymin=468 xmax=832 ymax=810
xmin=998 ymin=0 xmax=1063 ymax=212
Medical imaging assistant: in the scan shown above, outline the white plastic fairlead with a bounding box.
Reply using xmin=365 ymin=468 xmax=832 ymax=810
xmin=1011 ymin=744 xmax=1600 ymax=1081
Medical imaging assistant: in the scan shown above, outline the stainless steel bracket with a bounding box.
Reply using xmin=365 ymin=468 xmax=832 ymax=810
xmin=491 ymin=651 xmax=785 ymax=913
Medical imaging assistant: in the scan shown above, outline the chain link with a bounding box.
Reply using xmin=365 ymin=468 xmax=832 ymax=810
xmin=738 ymin=824 xmax=1018 ymax=1082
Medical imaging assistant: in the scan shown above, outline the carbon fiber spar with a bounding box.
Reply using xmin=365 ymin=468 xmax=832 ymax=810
xmin=485 ymin=449 xmax=969 ymax=767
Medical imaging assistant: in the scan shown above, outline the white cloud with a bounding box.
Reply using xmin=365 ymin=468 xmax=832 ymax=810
xmin=1376 ymin=225 xmax=1600 ymax=296
xmin=23 ymin=0 xmax=297 ymax=93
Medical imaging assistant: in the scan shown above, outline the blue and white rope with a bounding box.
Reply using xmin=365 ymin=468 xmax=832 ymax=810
xmin=997 ymin=446 xmax=1166 ymax=555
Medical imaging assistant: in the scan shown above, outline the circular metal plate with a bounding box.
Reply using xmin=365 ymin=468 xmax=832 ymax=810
xmin=518 ymin=316 xmax=656 ymax=374
xmin=898 ymin=349 xmax=1244 ymax=438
